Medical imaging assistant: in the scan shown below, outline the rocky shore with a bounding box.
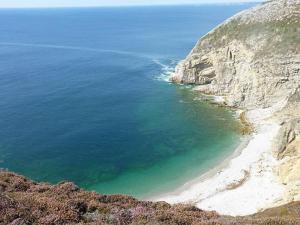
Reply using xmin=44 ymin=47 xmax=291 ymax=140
xmin=169 ymin=0 xmax=300 ymax=216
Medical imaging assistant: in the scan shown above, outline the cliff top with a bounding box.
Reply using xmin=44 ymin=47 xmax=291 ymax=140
xmin=196 ymin=0 xmax=300 ymax=57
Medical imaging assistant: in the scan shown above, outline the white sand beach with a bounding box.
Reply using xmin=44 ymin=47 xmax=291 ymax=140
xmin=155 ymin=99 xmax=289 ymax=216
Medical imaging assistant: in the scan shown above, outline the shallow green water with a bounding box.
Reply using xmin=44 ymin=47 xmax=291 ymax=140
xmin=84 ymin=88 xmax=241 ymax=198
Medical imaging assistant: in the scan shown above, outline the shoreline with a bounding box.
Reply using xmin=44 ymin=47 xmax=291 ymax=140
xmin=150 ymin=130 xmax=251 ymax=200
xmin=153 ymin=97 xmax=287 ymax=216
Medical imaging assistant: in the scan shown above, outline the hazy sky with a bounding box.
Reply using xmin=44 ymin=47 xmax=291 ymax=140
xmin=0 ymin=0 xmax=263 ymax=8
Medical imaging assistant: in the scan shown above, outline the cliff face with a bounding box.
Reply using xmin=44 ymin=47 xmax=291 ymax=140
xmin=172 ymin=0 xmax=300 ymax=205
xmin=172 ymin=0 xmax=300 ymax=109
xmin=274 ymin=94 xmax=300 ymax=203
xmin=1 ymin=171 xmax=300 ymax=225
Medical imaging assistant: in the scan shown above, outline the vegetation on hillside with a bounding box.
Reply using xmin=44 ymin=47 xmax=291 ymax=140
xmin=1 ymin=171 xmax=300 ymax=225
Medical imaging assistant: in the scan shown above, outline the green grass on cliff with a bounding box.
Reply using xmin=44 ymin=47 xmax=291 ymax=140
xmin=202 ymin=15 xmax=300 ymax=57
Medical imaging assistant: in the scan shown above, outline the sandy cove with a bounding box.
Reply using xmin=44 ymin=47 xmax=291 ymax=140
xmin=154 ymin=97 xmax=289 ymax=216
xmin=163 ymin=0 xmax=300 ymax=216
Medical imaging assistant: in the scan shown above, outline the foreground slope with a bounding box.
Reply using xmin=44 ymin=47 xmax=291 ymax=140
xmin=1 ymin=171 xmax=300 ymax=225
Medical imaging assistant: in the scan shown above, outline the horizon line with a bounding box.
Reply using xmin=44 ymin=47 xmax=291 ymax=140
xmin=0 ymin=1 xmax=263 ymax=9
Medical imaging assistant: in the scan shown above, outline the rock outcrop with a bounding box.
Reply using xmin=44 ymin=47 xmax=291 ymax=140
xmin=273 ymin=91 xmax=300 ymax=203
xmin=172 ymin=0 xmax=300 ymax=206
xmin=172 ymin=0 xmax=300 ymax=109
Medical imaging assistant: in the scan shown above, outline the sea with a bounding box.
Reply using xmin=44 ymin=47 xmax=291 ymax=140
xmin=0 ymin=3 xmax=256 ymax=198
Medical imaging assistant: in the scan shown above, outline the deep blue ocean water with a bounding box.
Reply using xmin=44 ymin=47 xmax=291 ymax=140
xmin=0 ymin=3 xmax=256 ymax=198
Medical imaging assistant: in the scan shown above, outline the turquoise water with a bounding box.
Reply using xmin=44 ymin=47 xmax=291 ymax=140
xmin=0 ymin=4 xmax=255 ymax=198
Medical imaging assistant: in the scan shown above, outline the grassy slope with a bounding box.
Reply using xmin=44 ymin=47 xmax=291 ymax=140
xmin=200 ymin=1 xmax=300 ymax=57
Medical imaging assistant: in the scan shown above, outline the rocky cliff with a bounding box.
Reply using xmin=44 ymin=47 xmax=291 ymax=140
xmin=172 ymin=0 xmax=300 ymax=109
xmin=172 ymin=0 xmax=300 ymax=206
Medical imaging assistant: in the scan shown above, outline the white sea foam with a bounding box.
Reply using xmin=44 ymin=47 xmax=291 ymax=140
xmin=0 ymin=42 xmax=179 ymax=84
xmin=153 ymin=59 xmax=177 ymax=82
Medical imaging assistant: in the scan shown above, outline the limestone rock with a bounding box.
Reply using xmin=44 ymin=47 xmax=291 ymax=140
xmin=172 ymin=0 xmax=300 ymax=208
xmin=171 ymin=0 xmax=300 ymax=110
